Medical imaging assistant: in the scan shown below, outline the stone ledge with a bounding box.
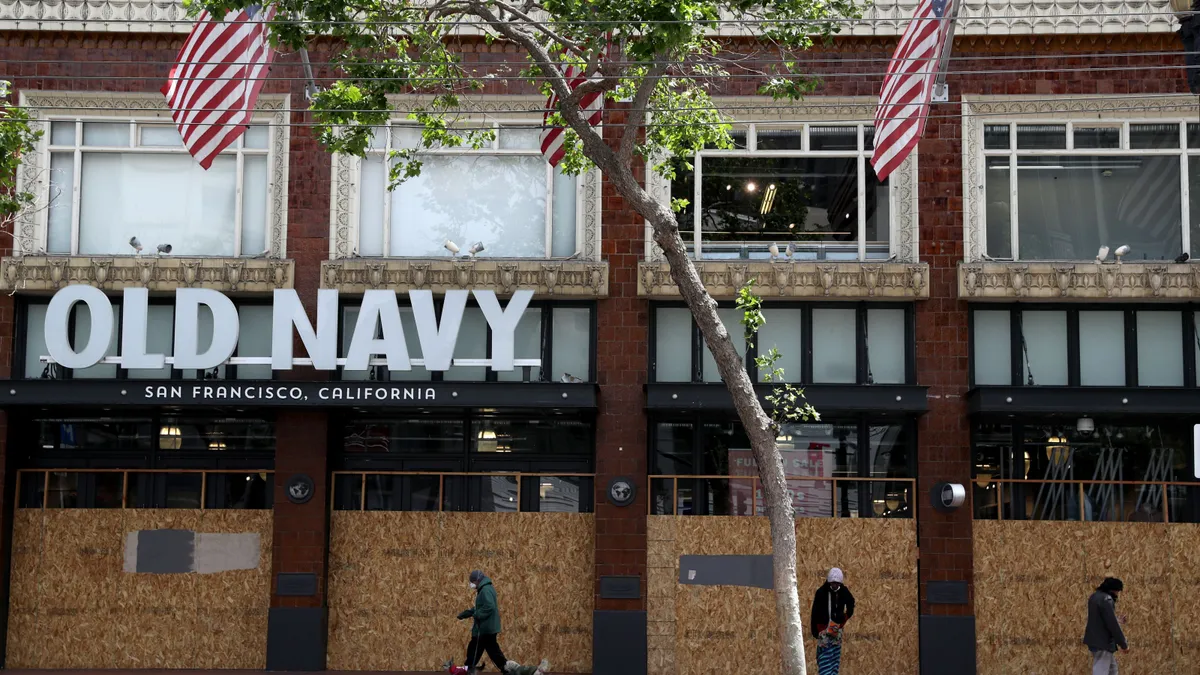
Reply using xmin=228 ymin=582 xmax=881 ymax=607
xmin=0 ymin=256 xmax=294 ymax=293
xmin=959 ymin=261 xmax=1200 ymax=300
xmin=321 ymin=258 xmax=609 ymax=297
xmin=637 ymin=261 xmax=929 ymax=299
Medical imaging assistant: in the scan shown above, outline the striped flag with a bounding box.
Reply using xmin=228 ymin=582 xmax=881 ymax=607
xmin=870 ymin=0 xmax=956 ymax=182
xmin=162 ymin=4 xmax=277 ymax=170
xmin=540 ymin=40 xmax=610 ymax=167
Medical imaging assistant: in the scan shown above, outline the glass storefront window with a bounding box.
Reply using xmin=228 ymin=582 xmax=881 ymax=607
xmin=343 ymin=419 xmax=464 ymax=454
xmin=811 ymin=309 xmax=856 ymax=383
xmin=972 ymin=310 xmax=1011 ymax=386
xmin=1136 ymin=311 xmax=1183 ymax=386
xmin=1021 ymin=311 xmax=1068 ymax=386
xmin=701 ymin=308 xmax=746 ymax=382
xmin=1079 ymin=312 xmax=1125 ymax=386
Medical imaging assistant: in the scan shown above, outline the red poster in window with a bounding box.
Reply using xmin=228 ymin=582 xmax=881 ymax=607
xmin=729 ymin=444 xmax=833 ymax=517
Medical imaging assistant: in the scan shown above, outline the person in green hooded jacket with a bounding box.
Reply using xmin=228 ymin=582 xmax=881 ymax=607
xmin=456 ymin=570 xmax=507 ymax=674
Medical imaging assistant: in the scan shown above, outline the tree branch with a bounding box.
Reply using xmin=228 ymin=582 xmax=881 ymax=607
xmin=488 ymin=0 xmax=587 ymax=58
xmin=619 ymin=59 xmax=667 ymax=163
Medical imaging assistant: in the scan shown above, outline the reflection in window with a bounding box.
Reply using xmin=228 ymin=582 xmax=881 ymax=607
xmin=672 ymin=124 xmax=890 ymax=261
xmin=470 ymin=418 xmax=592 ymax=455
xmin=982 ymin=121 xmax=1191 ymax=260
xmin=343 ymin=419 xmax=464 ymax=454
xmin=971 ymin=421 xmax=1200 ymax=522
xmin=1020 ymin=311 xmax=1068 ymax=386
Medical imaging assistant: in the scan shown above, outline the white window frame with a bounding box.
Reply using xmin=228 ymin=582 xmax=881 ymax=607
xmin=14 ymin=91 xmax=291 ymax=258
xmin=329 ymin=95 xmax=602 ymax=261
xmin=962 ymin=94 xmax=1200 ymax=262
xmin=646 ymin=98 xmax=919 ymax=263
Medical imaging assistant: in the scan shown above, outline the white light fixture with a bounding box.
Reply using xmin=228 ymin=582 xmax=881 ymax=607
xmin=477 ymin=429 xmax=497 ymax=453
xmin=468 ymin=241 xmax=485 ymax=257
xmin=444 ymin=240 xmax=460 ymax=255
xmin=768 ymin=242 xmax=780 ymax=260
xmin=1077 ymin=417 xmax=1095 ymax=433
xmin=1114 ymin=245 xmax=1130 ymax=263
xmin=746 ymin=181 xmax=757 ymax=192
xmin=1096 ymin=246 xmax=1109 ymax=263
xmin=129 ymin=236 xmax=143 ymax=254
xmin=160 ymin=426 xmax=182 ymax=450
xmin=157 ymin=243 xmax=173 ymax=254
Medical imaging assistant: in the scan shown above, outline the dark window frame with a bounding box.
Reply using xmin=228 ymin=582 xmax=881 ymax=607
xmin=648 ymin=300 xmax=916 ymax=386
xmin=968 ymin=303 xmax=1197 ymax=388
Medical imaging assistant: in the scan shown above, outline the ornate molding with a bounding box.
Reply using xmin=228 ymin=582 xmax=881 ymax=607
xmin=0 ymin=0 xmax=1179 ymax=35
xmin=962 ymin=95 xmax=1199 ymax=263
xmin=15 ymin=91 xmax=290 ymax=259
xmin=646 ymin=98 xmax=919 ymax=263
xmin=637 ymin=261 xmax=929 ymax=300
xmin=0 ymin=256 xmax=295 ymax=292
xmin=959 ymin=261 xmax=1200 ymax=300
xmin=329 ymin=95 xmax=601 ymax=262
xmin=321 ymin=259 xmax=610 ymax=297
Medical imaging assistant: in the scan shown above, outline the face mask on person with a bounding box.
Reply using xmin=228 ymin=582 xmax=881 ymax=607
xmin=469 ymin=583 xmax=477 ymax=589
xmin=829 ymin=582 xmax=842 ymax=592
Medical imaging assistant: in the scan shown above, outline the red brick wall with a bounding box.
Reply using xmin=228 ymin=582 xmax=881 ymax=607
xmin=594 ymin=105 xmax=650 ymax=610
xmin=270 ymin=411 xmax=330 ymax=609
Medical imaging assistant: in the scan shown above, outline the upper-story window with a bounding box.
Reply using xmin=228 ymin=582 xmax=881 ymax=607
xmin=978 ymin=119 xmax=1200 ymax=262
xmin=351 ymin=121 xmax=586 ymax=258
xmin=669 ymin=123 xmax=892 ymax=261
xmin=14 ymin=92 xmax=289 ymax=258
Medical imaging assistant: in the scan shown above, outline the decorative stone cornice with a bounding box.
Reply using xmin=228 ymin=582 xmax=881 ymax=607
xmin=637 ymin=261 xmax=929 ymax=300
xmin=0 ymin=0 xmax=1178 ymax=35
xmin=959 ymin=261 xmax=1200 ymax=300
xmin=321 ymin=259 xmax=609 ymax=297
xmin=0 ymin=256 xmax=295 ymax=293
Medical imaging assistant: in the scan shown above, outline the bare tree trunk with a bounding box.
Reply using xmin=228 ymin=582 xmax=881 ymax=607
xmin=602 ymin=161 xmax=808 ymax=675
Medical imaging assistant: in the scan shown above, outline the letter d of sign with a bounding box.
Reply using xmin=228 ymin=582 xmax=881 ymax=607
xmin=173 ymin=289 xmax=240 ymax=370
xmin=44 ymin=285 xmax=114 ymax=369
xmin=474 ymin=289 xmax=533 ymax=371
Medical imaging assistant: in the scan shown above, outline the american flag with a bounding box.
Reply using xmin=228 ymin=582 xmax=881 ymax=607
xmin=540 ymin=41 xmax=610 ymax=167
xmin=871 ymin=0 xmax=956 ymax=182
xmin=162 ymin=4 xmax=277 ymax=170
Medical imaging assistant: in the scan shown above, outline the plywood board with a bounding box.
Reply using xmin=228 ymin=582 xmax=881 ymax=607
xmin=652 ymin=516 xmax=918 ymax=675
xmin=327 ymin=512 xmax=595 ymax=673
xmin=7 ymin=508 xmax=272 ymax=669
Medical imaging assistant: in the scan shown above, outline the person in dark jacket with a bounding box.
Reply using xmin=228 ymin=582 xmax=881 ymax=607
xmin=1083 ymin=577 xmax=1128 ymax=675
xmin=456 ymin=570 xmax=508 ymax=675
xmin=810 ymin=567 xmax=855 ymax=675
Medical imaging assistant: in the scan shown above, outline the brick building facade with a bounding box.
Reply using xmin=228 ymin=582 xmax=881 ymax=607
xmin=0 ymin=2 xmax=1198 ymax=674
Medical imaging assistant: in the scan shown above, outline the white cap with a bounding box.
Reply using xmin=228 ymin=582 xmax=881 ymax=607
xmin=827 ymin=568 xmax=844 ymax=584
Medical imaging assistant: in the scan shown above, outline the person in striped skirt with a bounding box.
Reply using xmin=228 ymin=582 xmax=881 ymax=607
xmin=810 ymin=568 xmax=855 ymax=675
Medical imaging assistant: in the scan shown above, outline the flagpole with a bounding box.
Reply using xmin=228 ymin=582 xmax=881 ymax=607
xmin=299 ymin=47 xmax=318 ymax=102
xmin=931 ymin=0 xmax=962 ymax=103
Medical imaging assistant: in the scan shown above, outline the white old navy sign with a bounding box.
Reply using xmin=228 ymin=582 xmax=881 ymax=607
xmin=40 ymin=286 xmax=537 ymax=372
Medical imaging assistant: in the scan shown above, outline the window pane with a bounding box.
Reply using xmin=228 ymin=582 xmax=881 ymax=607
xmin=47 ymin=152 xmax=74 ymax=254
xmin=1021 ymin=311 xmax=1068 ymax=386
xmin=363 ymin=474 xmax=440 ymax=512
xmin=867 ymin=308 xmax=906 ymax=384
xmin=236 ymin=305 xmax=272 ymax=379
xmin=652 ymin=422 xmax=694 ymax=474
xmin=344 ymin=419 xmax=463 ymax=454
xmin=388 ymin=307 xmax=430 ymax=382
xmin=392 ymin=126 xmax=421 ymax=150
xmin=209 ymin=473 xmax=271 ymax=509
xmin=984 ymin=157 xmax=1012 ymax=259
xmin=139 ymin=125 xmax=183 ymax=147
xmin=701 ymin=308 xmax=746 ymax=382
xmin=499 ymin=127 xmax=541 ymax=150
xmin=550 ymin=168 xmax=577 ymax=257
xmin=755 ymin=127 xmax=804 ymax=150
xmin=808 ymin=126 xmax=857 ymax=151
xmin=50 ymin=121 xmax=75 ymax=146
xmin=78 ymin=154 xmax=238 ymax=256
xmin=241 ymin=155 xmax=269 ymax=255
xmin=865 ymin=168 xmax=890 ymax=259
xmin=358 ymin=155 xmax=386 ymax=256
xmin=243 ymin=125 xmax=269 ymax=149
xmin=46 ymin=472 xmax=81 ymax=508
xmin=973 ymin=310 xmax=1011 ymax=385
xmin=534 ymin=476 xmax=586 ymax=513
xmin=1137 ymin=311 xmax=1183 ymax=386
xmin=38 ymin=418 xmax=153 ymax=451
xmin=697 ymin=157 xmax=862 ymax=260
xmin=1073 ymin=127 xmax=1120 ymax=150
xmin=1129 ymin=123 xmax=1179 ymax=149
xmin=444 ymin=307 xmax=487 ymax=381
xmin=983 ymin=125 xmax=1010 ymax=150
xmin=24 ymin=304 xmax=48 ymax=379
xmin=1016 ymin=124 xmax=1066 ymax=150
xmin=471 ymin=418 xmax=592 ymax=455
xmin=390 ymin=155 xmax=546 ymax=257
xmin=655 ymin=307 xmax=692 ymax=382
xmin=91 ymin=473 xmax=125 ymax=508
xmin=496 ymin=308 xmax=541 ymax=382
xmin=1189 ymin=156 xmax=1200 ymax=260
xmin=159 ymin=417 xmax=274 ymax=453
xmin=757 ymin=308 xmax=802 ymax=383
xmin=864 ymin=126 xmax=875 ymax=151
xmin=126 ymin=305 xmax=173 ymax=379
xmin=868 ymin=423 xmax=911 ymax=478
xmin=164 ymin=474 xmax=203 ymax=508
xmin=812 ymin=308 xmax=856 ymax=383
xmin=82 ymin=122 xmax=129 ymax=147
xmin=1079 ymin=311 xmax=1125 ymax=386
xmin=72 ymin=304 xmax=118 ymax=379
xmin=552 ymin=307 xmax=590 ymax=382
xmin=1016 ymin=155 xmax=1180 ymax=261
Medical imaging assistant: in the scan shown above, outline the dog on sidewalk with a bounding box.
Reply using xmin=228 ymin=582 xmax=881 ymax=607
xmin=442 ymin=658 xmax=550 ymax=675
